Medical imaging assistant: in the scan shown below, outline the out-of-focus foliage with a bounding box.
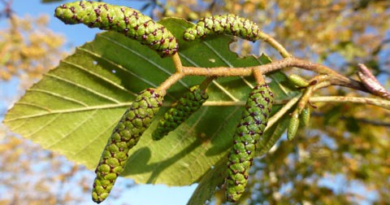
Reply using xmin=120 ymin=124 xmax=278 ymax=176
xmin=0 ymin=135 xmax=92 ymax=205
xmin=0 ymin=15 xmax=65 ymax=88
xmin=0 ymin=4 xmax=92 ymax=204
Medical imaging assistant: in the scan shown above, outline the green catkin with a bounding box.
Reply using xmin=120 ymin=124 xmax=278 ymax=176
xmin=152 ymin=85 xmax=208 ymax=140
xmin=92 ymin=88 xmax=164 ymax=203
xmin=183 ymin=14 xmax=261 ymax=41
xmin=288 ymin=74 xmax=309 ymax=87
xmin=54 ymin=1 xmax=178 ymax=57
xmin=300 ymin=107 xmax=311 ymax=127
xmin=287 ymin=111 xmax=300 ymax=141
xmin=226 ymin=84 xmax=273 ymax=202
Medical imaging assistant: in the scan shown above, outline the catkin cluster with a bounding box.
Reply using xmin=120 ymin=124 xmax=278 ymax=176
xmin=92 ymin=88 xmax=164 ymax=203
xmin=54 ymin=1 xmax=178 ymax=57
xmin=226 ymin=84 xmax=273 ymax=202
xmin=54 ymin=3 xmax=282 ymax=203
xmin=152 ymin=85 xmax=208 ymax=140
xmin=183 ymin=14 xmax=261 ymax=41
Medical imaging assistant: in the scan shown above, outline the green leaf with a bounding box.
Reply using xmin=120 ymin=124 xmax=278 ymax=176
xmin=4 ymin=18 xmax=297 ymax=188
xmin=187 ymin=157 xmax=227 ymax=205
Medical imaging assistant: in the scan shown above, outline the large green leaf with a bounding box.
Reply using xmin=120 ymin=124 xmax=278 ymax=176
xmin=4 ymin=18 xmax=296 ymax=188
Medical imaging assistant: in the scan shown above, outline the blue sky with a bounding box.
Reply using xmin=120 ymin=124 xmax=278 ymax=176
xmin=2 ymin=0 xmax=197 ymax=204
xmin=12 ymin=0 xmax=146 ymax=47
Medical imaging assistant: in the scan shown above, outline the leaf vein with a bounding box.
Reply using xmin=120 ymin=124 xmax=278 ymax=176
xmin=77 ymin=47 xmax=159 ymax=89
xmin=44 ymin=73 xmax=121 ymax=104
xmin=14 ymin=102 xmax=52 ymax=112
xmin=46 ymin=109 xmax=99 ymax=148
xmin=61 ymin=59 xmax=137 ymax=97
xmin=4 ymin=103 xmax=131 ymax=122
xmin=97 ymin=34 xmax=189 ymax=89
xmin=72 ymin=115 xmax=118 ymax=157
xmin=27 ymin=89 xmax=88 ymax=107
xmin=27 ymin=114 xmax=62 ymax=139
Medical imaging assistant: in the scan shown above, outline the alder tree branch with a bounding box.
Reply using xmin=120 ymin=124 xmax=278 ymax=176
xmin=257 ymin=31 xmax=292 ymax=58
xmin=162 ymin=26 xmax=389 ymax=110
xmin=179 ymin=58 xmax=367 ymax=92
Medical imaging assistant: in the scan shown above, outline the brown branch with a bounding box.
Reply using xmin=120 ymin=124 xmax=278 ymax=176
xmin=171 ymin=52 xmax=183 ymax=73
xmin=182 ymin=66 xmax=252 ymax=76
xmin=257 ymin=32 xmax=292 ymax=58
xmin=157 ymin=72 xmax=184 ymax=94
xmin=182 ymin=57 xmax=368 ymax=93
xmin=253 ymin=68 xmax=265 ymax=84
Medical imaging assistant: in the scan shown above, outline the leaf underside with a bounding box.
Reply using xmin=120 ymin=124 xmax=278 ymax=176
xmin=4 ymin=18 xmax=297 ymax=201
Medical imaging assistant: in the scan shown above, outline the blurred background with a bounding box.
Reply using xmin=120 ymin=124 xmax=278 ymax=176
xmin=0 ymin=0 xmax=389 ymax=205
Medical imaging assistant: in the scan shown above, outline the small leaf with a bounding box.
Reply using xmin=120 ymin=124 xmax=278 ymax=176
xmin=300 ymin=107 xmax=311 ymax=127
xmin=287 ymin=111 xmax=300 ymax=141
xmin=288 ymin=74 xmax=309 ymax=87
